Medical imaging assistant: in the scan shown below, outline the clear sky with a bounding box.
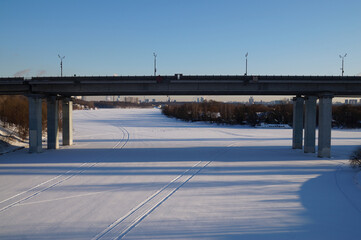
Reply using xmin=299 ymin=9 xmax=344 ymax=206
xmin=1 ymin=0 xmax=360 ymax=78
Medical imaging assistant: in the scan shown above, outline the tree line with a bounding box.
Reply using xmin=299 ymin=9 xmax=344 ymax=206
xmin=162 ymin=101 xmax=293 ymax=126
xmin=162 ymin=100 xmax=361 ymax=128
xmin=83 ymin=100 xmax=152 ymax=109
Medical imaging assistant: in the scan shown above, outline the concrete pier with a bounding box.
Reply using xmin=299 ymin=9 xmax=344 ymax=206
xmin=47 ymin=96 xmax=59 ymax=149
xmin=318 ymin=94 xmax=333 ymax=158
xmin=292 ymin=96 xmax=304 ymax=149
xmin=304 ymin=96 xmax=317 ymax=153
xmin=28 ymin=96 xmax=43 ymax=153
xmin=62 ymin=98 xmax=73 ymax=146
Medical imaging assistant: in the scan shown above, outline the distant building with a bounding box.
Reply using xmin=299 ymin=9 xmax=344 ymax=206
xmin=124 ymin=97 xmax=139 ymax=104
xmin=196 ymin=97 xmax=205 ymax=103
xmin=345 ymin=99 xmax=358 ymax=105
xmin=273 ymin=100 xmax=284 ymax=105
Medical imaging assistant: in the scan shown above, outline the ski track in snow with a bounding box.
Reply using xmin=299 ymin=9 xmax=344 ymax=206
xmin=0 ymin=111 xmax=130 ymax=213
xmin=92 ymin=141 xmax=239 ymax=240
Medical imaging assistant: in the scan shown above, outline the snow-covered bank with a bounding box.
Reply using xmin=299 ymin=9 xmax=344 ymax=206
xmin=0 ymin=125 xmax=27 ymax=155
xmin=0 ymin=108 xmax=361 ymax=239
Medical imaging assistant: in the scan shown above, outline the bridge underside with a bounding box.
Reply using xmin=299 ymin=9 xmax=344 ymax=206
xmin=27 ymin=93 xmax=334 ymax=158
xmin=1 ymin=75 xmax=361 ymax=157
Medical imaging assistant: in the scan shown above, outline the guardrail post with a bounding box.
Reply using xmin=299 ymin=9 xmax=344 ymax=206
xmin=318 ymin=94 xmax=333 ymax=158
xmin=28 ymin=96 xmax=43 ymax=153
xmin=304 ymin=96 xmax=317 ymax=153
xmin=62 ymin=98 xmax=73 ymax=146
xmin=292 ymin=96 xmax=304 ymax=149
xmin=47 ymin=96 xmax=59 ymax=149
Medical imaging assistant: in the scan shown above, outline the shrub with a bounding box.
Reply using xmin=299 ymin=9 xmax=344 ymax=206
xmin=350 ymin=147 xmax=361 ymax=168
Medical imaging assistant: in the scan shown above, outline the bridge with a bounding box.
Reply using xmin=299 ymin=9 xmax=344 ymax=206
xmin=1 ymin=75 xmax=361 ymax=157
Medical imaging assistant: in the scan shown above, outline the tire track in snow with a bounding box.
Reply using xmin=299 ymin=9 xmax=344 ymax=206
xmin=92 ymin=142 xmax=239 ymax=240
xmin=0 ymin=112 xmax=130 ymax=213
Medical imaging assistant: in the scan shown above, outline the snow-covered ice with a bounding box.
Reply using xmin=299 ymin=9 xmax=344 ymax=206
xmin=0 ymin=108 xmax=361 ymax=239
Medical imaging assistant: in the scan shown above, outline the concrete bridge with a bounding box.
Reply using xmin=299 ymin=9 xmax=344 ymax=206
xmin=1 ymin=75 xmax=361 ymax=157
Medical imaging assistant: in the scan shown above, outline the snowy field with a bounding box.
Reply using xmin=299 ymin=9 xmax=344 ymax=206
xmin=0 ymin=108 xmax=361 ymax=240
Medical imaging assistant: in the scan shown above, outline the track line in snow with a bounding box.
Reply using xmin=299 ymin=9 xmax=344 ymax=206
xmin=334 ymin=163 xmax=361 ymax=216
xmin=16 ymin=189 xmax=117 ymax=206
xmin=314 ymin=154 xmax=361 ymax=218
xmin=354 ymin=171 xmax=361 ymax=191
xmin=92 ymin=161 xmax=209 ymax=240
xmin=0 ymin=114 xmax=130 ymax=214
xmin=0 ymin=162 xmax=98 ymax=213
xmin=93 ymin=142 xmax=239 ymax=240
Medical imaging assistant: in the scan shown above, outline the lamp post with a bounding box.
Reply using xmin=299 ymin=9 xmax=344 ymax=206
xmin=339 ymin=53 xmax=347 ymax=76
xmin=245 ymin=52 xmax=248 ymax=76
xmin=58 ymin=54 xmax=65 ymax=77
xmin=153 ymin=52 xmax=157 ymax=76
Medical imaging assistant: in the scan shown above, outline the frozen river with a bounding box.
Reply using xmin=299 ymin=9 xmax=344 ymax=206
xmin=1 ymin=108 xmax=361 ymax=239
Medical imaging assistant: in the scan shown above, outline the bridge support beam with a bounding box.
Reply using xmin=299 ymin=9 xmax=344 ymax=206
xmin=62 ymin=98 xmax=73 ymax=146
xmin=304 ymin=96 xmax=317 ymax=153
xmin=47 ymin=96 xmax=59 ymax=149
xmin=318 ymin=94 xmax=333 ymax=158
xmin=28 ymin=96 xmax=43 ymax=153
xmin=292 ymin=96 xmax=304 ymax=149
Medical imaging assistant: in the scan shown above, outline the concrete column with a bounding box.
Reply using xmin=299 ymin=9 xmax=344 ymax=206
xmin=47 ymin=96 xmax=59 ymax=149
xmin=28 ymin=96 xmax=43 ymax=153
xmin=318 ymin=94 xmax=333 ymax=158
xmin=292 ymin=96 xmax=304 ymax=149
xmin=304 ymin=96 xmax=317 ymax=153
xmin=62 ymin=98 xmax=73 ymax=146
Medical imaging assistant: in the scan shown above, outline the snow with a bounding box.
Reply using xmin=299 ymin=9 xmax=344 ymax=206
xmin=0 ymin=124 xmax=27 ymax=155
xmin=0 ymin=108 xmax=361 ymax=239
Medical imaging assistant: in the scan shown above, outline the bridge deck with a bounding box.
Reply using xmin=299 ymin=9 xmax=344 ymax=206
xmin=1 ymin=75 xmax=361 ymax=96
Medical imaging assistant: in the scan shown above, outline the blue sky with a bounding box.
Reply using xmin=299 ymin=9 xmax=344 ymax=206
xmin=1 ymin=0 xmax=360 ymax=78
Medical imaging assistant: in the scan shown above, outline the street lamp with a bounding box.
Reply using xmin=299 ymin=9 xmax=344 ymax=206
xmin=339 ymin=53 xmax=347 ymax=76
xmin=58 ymin=54 xmax=65 ymax=77
xmin=153 ymin=52 xmax=157 ymax=76
xmin=245 ymin=52 xmax=248 ymax=76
